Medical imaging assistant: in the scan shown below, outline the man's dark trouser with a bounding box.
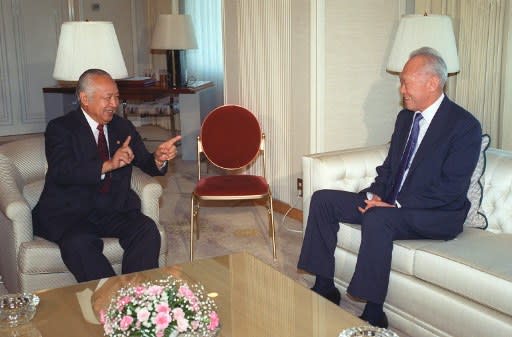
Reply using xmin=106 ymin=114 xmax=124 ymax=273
xmin=297 ymin=189 xmax=426 ymax=304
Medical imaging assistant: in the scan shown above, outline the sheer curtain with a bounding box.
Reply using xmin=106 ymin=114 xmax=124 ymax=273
xmin=455 ymin=0 xmax=506 ymax=145
xmin=183 ymin=0 xmax=224 ymax=118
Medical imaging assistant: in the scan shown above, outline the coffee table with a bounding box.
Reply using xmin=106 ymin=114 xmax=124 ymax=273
xmin=25 ymin=252 xmax=363 ymax=336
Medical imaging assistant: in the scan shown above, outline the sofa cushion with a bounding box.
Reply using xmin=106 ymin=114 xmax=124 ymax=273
xmin=338 ymin=223 xmax=435 ymax=276
xmin=414 ymin=228 xmax=512 ymax=316
xmin=464 ymin=134 xmax=490 ymax=229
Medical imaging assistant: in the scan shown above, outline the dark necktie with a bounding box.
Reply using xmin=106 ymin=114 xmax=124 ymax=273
xmin=387 ymin=113 xmax=423 ymax=204
xmin=97 ymin=124 xmax=111 ymax=193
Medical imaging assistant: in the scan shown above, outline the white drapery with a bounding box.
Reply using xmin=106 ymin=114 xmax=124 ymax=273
xmin=455 ymin=0 xmax=506 ymax=145
xmin=183 ymin=0 xmax=224 ymax=118
xmin=418 ymin=0 xmax=509 ymax=148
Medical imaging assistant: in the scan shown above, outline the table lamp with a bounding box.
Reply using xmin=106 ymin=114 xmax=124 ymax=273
xmin=151 ymin=14 xmax=198 ymax=88
xmin=387 ymin=14 xmax=459 ymax=73
xmin=53 ymin=21 xmax=128 ymax=81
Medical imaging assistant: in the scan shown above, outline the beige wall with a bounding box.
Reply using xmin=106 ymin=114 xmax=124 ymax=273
xmin=315 ymin=0 xmax=405 ymax=153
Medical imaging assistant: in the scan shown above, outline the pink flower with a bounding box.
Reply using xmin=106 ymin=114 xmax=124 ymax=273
xmin=154 ymin=312 xmax=171 ymax=330
xmin=189 ymin=297 xmax=200 ymax=311
xmin=208 ymin=311 xmax=220 ymax=330
xmin=99 ymin=309 xmax=106 ymax=324
xmin=120 ymin=315 xmax=134 ymax=331
xmin=178 ymin=285 xmax=194 ymax=299
xmin=103 ymin=322 xmax=113 ymax=335
xmin=116 ymin=295 xmax=132 ymax=310
xmin=156 ymin=302 xmax=170 ymax=314
xmin=191 ymin=320 xmax=200 ymax=330
xmin=172 ymin=307 xmax=189 ymax=332
xmin=134 ymin=286 xmax=145 ymax=297
xmin=148 ymin=285 xmax=164 ymax=296
xmin=137 ymin=308 xmax=150 ymax=322
xmin=172 ymin=307 xmax=185 ymax=320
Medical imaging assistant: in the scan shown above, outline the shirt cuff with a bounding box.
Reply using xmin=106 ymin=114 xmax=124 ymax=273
xmin=158 ymin=160 xmax=168 ymax=171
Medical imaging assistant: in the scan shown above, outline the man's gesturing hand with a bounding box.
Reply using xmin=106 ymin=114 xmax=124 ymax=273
xmin=154 ymin=135 xmax=182 ymax=167
xmin=102 ymin=136 xmax=134 ymax=173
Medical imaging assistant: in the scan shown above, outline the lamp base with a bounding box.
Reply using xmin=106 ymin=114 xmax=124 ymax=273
xmin=166 ymin=50 xmax=187 ymax=88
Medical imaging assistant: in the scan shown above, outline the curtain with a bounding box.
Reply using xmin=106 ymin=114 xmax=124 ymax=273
xmin=183 ymin=0 xmax=224 ymax=118
xmin=419 ymin=0 xmax=508 ymax=148
xmin=455 ymin=0 xmax=506 ymax=144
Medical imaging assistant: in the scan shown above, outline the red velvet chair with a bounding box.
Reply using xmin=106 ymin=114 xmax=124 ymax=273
xmin=190 ymin=104 xmax=276 ymax=260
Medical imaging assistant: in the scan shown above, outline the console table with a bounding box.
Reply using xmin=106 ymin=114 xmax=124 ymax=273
xmin=42 ymin=81 xmax=214 ymax=160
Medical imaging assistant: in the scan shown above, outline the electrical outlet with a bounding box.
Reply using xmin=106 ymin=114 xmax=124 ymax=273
xmin=297 ymin=178 xmax=303 ymax=197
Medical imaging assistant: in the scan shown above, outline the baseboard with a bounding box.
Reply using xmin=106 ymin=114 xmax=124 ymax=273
xmin=255 ymin=198 xmax=303 ymax=223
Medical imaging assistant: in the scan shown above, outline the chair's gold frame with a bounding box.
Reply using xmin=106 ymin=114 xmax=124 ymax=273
xmin=190 ymin=133 xmax=276 ymax=261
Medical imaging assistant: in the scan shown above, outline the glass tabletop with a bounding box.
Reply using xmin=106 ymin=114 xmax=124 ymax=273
xmin=23 ymin=252 xmax=363 ymax=337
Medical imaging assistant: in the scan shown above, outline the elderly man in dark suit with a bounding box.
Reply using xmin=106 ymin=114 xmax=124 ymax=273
xmin=298 ymin=47 xmax=482 ymax=328
xmin=32 ymin=68 xmax=181 ymax=283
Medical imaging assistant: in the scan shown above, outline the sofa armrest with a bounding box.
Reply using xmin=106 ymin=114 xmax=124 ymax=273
xmin=0 ymin=154 xmax=33 ymax=292
xmin=302 ymin=144 xmax=389 ymax=231
xmin=130 ymin=167 xmax=163 ymax=226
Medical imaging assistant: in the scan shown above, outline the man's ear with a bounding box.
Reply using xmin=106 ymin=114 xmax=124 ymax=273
xmin=79 ymin=92 xmax=88 ymax=107
xmin=428 ymin=75 xmax=441 ymax=92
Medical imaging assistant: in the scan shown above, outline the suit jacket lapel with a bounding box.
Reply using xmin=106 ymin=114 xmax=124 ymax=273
xmin=71 ymin=108 xmax=99 ymax=155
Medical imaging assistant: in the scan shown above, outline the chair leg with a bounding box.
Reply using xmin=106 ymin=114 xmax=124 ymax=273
xmin=268 ymin=194 xmax=277 ymax=261
xmin=190 ymin=196 xmax=195 ymax=261
xmin=195 ymin=202 xmax=200 ymax=240
xmin=190 ymin=196 xmax=201 ymax=261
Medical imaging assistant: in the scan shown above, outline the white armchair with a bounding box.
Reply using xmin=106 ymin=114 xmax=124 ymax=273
xmin=0 ymin=136 xmax=167 ymax=293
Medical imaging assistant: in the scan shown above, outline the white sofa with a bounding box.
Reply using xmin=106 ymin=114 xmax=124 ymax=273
xmin=0 ymin=136 xmax=167 ymax=293
xmin=302 ymin=144 xmax=512 ymax=337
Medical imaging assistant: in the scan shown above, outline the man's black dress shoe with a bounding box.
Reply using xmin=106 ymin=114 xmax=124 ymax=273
xmin=311 ymin=286 xmax=341 ymax=305
xmin=359 ymin=312 xmax=389 ymax=329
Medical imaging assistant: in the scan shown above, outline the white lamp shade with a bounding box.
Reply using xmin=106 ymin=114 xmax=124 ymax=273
xmin=151 ymin=14 xmax=198 ymax=50
xmin=387 ymin=15 xmax=459 ymax=73
xmin=53 ymin=21 xmax=128 ymax=80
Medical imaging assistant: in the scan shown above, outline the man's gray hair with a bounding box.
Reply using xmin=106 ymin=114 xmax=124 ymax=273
xmin=410 ymin=47 xmax=448 ymax=87
xmin=76 ymin=68 xmax=112 ymax=102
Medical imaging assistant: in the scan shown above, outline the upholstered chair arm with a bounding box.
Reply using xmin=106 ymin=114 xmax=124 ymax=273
xmin=130 ymin=167 xmax=163 ymax=226
xmin=301 ymin=144 xmax=389 ymax=232
xmin=0 ymin=155 xmax=33 ymax=292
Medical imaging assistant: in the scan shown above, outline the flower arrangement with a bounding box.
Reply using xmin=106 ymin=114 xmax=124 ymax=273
xmin=100 ymin=276 xmax=220 ymax=337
